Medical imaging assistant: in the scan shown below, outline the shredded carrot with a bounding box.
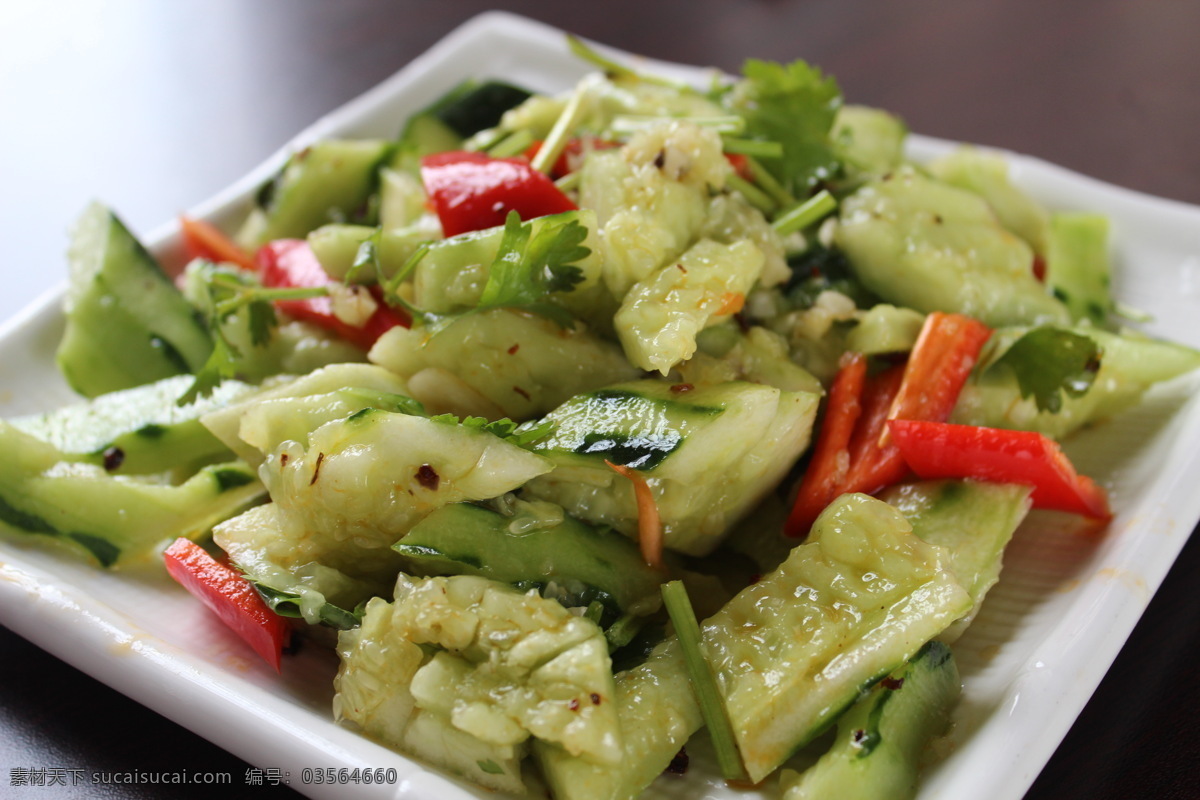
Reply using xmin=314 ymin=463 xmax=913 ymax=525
xmin=784 ymin=352 xmax=867 ymax=537
xmin=179 ymin=215 xmax=257 ymax=271
xmin=715 ymin=291 xmax=746 ymax=316
xmin=605 ymin=460 xmax=664 ymax=569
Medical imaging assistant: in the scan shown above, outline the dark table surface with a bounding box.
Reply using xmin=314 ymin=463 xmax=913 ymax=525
xmin=2 ymin=2 xmax=1198 ymax=798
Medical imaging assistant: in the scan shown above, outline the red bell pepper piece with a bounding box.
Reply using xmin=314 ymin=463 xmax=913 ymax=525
xmin=420 ymin=151 xmax=577 ymax=237
xmin=256 ymin=239 xmax=408 ymax=350
xmin=162 ymin=538 xmax=291 ymax=671
xmin=887 ymin=420 xmax=1112 ymax=520
xmin=885 ymin=312 xmax=993 ymax=427
xmin=845 ymin=312 xmax=993 ymax=494
xmin=841 ymin=363 xmax=907 ymax=495
xmin=786 ymin=312 xmax=993 ymax=536
xmin=179 ymin=215 xmax=257 ymax=271
xmin=785 ymin=352 xmax=868 ymax=536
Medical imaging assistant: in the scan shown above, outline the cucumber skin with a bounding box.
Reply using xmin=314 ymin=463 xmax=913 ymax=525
xmin=10 ymin=375 xmax=253 ymax=476
xmin=249 ymin=139 xmax=394 ymax=245
xmin=0 ymin=421 xmax=263 ymax=566
xmin=394 ymin=502 xmax=661 ymax=616
xmin=57 ymin=203 xmax=213 ymax=397
xmin=781 ymin=641 xmax=961 ymax=800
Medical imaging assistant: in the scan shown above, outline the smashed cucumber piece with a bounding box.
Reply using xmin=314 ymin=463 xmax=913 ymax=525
xmin=394 ymin=499 xmax=662 ymax=618
xmin=522 ymin=379 xmax=820 ymax=556
xmin=216 ymin=408 xmax=551 ymax=624
xmin=200 ymin=363 xmax=415 ymax=466
xmin=702 ymin=493 xmax=972 ymax=782
xmin=780 ymin=641 xmax=961 ymax=800
xmin=533 ymin=639 xmax=701 ymax=800
xmin=830 ymin=104 xmax=909 ymax=179
xmin=369 ymin=308 xmax=639 ymax=421
xmin=881 ymin=480 xmax=1031 ymax=641
xmin=951 ymin=326 xmax=1200 ymax=439
xmin=261 ymin=409 xmax=552 ymax=544
xmin=334 ymin=575 xmax=620 ymax=792
xmin=334 ymin=594 xmax=527 ymax=795
xmin=580 ymin=120 xmax=731 ymax=298
xmin=835 ymin=166 xmax=1070 ymax=327
xmin=0 ymin=421 xmax=261 ymax=567
xmin=411 ymin=210 xmax=605 ymax=316
xmin=9 ymin=375 xmax=254 ymax=475
xmin=537 ymin=490 xmax=978 ymax=796
xmin=1044 ymin=212 xmax=1113 ymax=327
xmin=234 ymin=387 xmax=421 ymax=465
xmin=306 ymin=219 xmax=439 ymax=281
xmin=926 ymin=145 xmax=1051 ymax=256
xmin=679 ymin=324 xmax=824 ymax=395
xmin=215 ymin=502 xmax=402 ymax=625
xmin=614 ymin=238 xmax=765 ymax=375
xmin=239 ymin=139 xmax=394 ymax=246
xmin=233 ymin=409 xmax=551 ymax=559
xmin=57 ymin=203 xmax=213 ymax=397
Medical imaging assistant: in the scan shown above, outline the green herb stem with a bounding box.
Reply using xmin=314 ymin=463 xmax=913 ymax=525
xmin=661 ymin=580 xmax=745 ymax=781
xmin=727 ymin=174 xmax=778 ymax=215
xmin=772 ymin=189 xmax=837 ymax=236
xmin=530 ymin=81 xmax=589 ymax=175
xmin=744 ymin=155 xmax=796 ymax=207
xmin=487 ymin=129 xmax=536 ymax=159
xmin=213 ymin=286 xmax=327 ymax=317
xmin=554 ymin=171 xmax=581 ymax=193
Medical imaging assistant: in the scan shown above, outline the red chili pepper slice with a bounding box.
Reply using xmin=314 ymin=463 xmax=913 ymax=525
xmin=420 ymin=151 xmax=577 ymax=237
xmin=786 ymin=312 xmax=993 ymax=536
xmin=162 ymin=538 xmax=291 ymax=671
xmin=785 ymin=352 xmax=867 ymax=537
xmin=256 ymin=239 xmax=408 ymax=350
xmin=887 ymin=420 xmax=1111 ymax=519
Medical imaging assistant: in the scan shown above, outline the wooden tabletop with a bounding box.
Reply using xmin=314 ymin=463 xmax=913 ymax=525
xmin=1 ymin=2 xmax=1198 ymax=798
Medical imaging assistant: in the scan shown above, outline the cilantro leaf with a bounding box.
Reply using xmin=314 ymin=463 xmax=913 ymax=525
xmin=430 ymin=412 xmax=554 ymax=448
xmin=478 ymin=211 xmax=587 ymax=316
xmin=988 ymin=328 xmax=1103 ymax=413
xmin=251 ymin=581 xmax=363 ymax=630
xmin=727 ymin=59 xmax=842 ymax=194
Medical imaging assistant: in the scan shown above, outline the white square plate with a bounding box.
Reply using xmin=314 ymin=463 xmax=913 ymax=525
xmin=2 ymin=11 xmax=1199 ymax=800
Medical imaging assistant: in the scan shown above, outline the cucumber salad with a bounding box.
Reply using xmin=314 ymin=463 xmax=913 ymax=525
xmin=4 ymin=35 xmax=1199 ymax=800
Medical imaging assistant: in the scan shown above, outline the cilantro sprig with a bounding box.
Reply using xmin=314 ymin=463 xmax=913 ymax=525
xmin=477 ymin=211 xmax=587 ymax=326
xmin=725 ymin=59 xmax=842 ymax=195
xmin=988 ymin=327 xmax=1103 ymax=413
xmin=177 ymin=264 xmax=328 ymax=405
xmin=364 ymin=211 xmax=589 ymax=334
